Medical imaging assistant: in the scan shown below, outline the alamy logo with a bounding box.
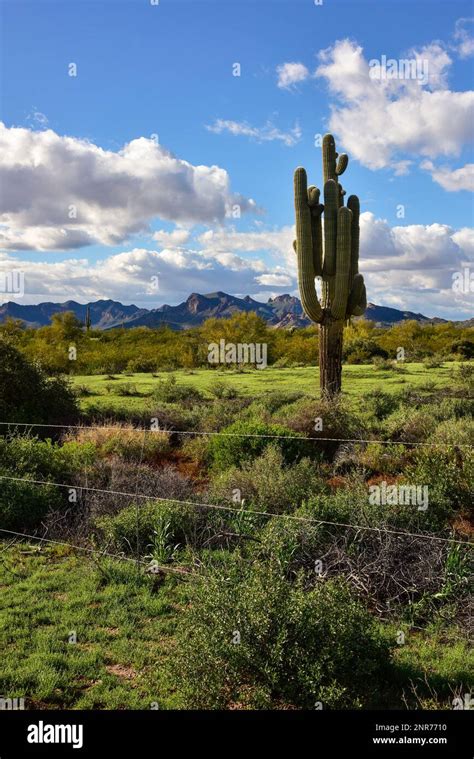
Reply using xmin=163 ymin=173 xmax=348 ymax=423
xmin=452 ymin=265 xmax=474 ymax=294
xmin=27 ymin=721 xmax=83 ymax=749
xmin=0 ymin=697 xmax=25 ymax=710
xmin=0 ymin=269 xmax=25 ymax=302
xmin=369 ymin=55 xmax=429 ymax=84
xmin=208 ymin=339 xmax=267 ymax=369
xmin=369 ymin=481 xmax=429 ymax=511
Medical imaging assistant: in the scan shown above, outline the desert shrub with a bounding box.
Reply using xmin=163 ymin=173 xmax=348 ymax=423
xmin=358 ymin=443 xmax=409 ymax=476
xmin=94 ymin=500 xmax=201 ymax=556
xmin=432 ymin=418 xmax=474 ymax=447
xmin=0 ymin=435 xmax=96 ymax=480
xmin=74 ymin=384 xmax=93 ymax=398
xmin=151 ymin=375 xmax=204 ymax=404
xmin=172 ymin=561 xmax=392 ymax=709
xmin=209 ymin=445 xmax=324 ymax=514
xmin=385 ymin=407 xmax=437 ymax=443
xmin=450 ymin=340 xmax=474 ymax=360
xmin=243 ymin=391 xmax=306 ymax=422
xmin=274 ymin=396 xmax=364 ymax=460
xmin=0 ymin=436 xmax=97 ymax=530
xmin=403 ymin=446 xmax=473 ymax=527
xmin=454 ymin=363 xmax=474 ymax=393
xmin=423 ymin=354 xmax=445 ymax=369
xmin=0 ymin=338 xmax=78 ymax=426
xmin=207 ymin=420 xmax=305 ymax=471
xmin=208 ymin=380 xmax=239 ymax=400
xmin=113 ymin=383 xmax=141 ymax=397
xmin=69 ymin=425 xmax=170 ymax=463
xmin=344 ymin=339 xmax=388 ymax=364
xmin=430 ymin=397 xmax=473 ymax=422
xmin=0 ymin=475 xmax=64 ymax=530
xmin=363 ymin=389 xmax=401 ymax=421
xmin=196 ymin=398 xmax=252 ymax=432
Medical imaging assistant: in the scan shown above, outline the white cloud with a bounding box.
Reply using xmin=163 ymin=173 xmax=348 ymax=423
xmin=315 ymin=39 xmax=474 ymax=172
xmin=1 ymin=212 xmax=472 ymax=318
xmin=453 ymin=18 xmax=474 ymax=59
xmin=276 ymin=62 xmax=310 ymax=89
xmin=152 ymin=228 xmax=191 ymax=247
xmin=0 ymin=243 xmax=291 ymax=306
xmin=421 ymin=160 xmax=474 ymax=191
xmin=205 ymin=119 xmax=302 ymax=147
xmin=0 ymin=123 xmax=256 ymax=251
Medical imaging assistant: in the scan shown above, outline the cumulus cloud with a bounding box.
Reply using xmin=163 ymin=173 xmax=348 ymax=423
xmin=420 ymin=160 xmax=474 ymax=191
xmin=315 ymin=39 xmax=474 ymax=172
xmin=152 ymin=228 xmax=191 ymax=247
xmin=453 ymin=18 xmax=474 ymax=59
xmin=0 ymin=123 xmax=256 ymax=251
xmin=206 ymin=119 xmax=302 ymax=147
xmin=0 ymin=242 xmax=292 ymax=306
xmin=276 ymin=62 xmax=310 ymax=89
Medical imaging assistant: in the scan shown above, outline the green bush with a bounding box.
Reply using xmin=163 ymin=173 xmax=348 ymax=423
xmin=208 ymin=380 xmax=239 ymax=400
xmin=209 ymin=445 xmax=324 ymax=513
xmin=0 ymin=475 xmax=64 ymax=530
xmin=0 ymin=436 xmax=97 ymax=530
xmin=207 ymin=420 xmax=305 ymax=471
xmin=0 ymin=436 xmax=96 ymax=480
xmin=151 ymin=375 xmax=204 ymax=404
xmin=0 ymin=338 xmax=78 ymax=425
xmin=172 ymin=561 xmax=392 ymax=708
xmin=94 ymin=500 xmax=200 ymax=556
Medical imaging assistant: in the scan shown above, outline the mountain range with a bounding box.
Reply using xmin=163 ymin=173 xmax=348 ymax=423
xmin=0 ymin=292 xmax=466 ymax=330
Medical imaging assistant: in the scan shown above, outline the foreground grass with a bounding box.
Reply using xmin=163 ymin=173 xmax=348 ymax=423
xmin=1 ymin=544 xmax=471 ymax=709
xmin=72 ymin=362 xmax=461 ymax=413
xmin=0 ymin=544 xmax=180 ymax=709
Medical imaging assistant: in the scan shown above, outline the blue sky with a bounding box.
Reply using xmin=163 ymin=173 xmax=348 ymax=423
xmin=0 ymin=0 xmax=473 ymax=318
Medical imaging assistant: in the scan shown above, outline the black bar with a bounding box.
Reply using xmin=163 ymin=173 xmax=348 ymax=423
xmin=0 ymin=710 xmax=471 ymax=757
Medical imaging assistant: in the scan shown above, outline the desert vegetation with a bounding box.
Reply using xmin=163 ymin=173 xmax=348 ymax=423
xmin=0 ymin=334 xmax=472 ymax=709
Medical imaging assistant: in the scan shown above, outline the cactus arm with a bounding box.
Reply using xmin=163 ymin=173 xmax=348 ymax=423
xmin=307 ymin=185 xmax=323 ymax=277
xmin=294 ymin=167 xmax=323 ymax=323
xmin=336 ymin=153 xmax=348 ymax=175
xmin=331 ymin=206 xmax=352 ymax=320
xmin=347 ymin=194 xmax=360 ymax=284
xmin=322 ymin=179 xmax=338 ymax=277
xmin=322 ymin=134 xmax=337 ymax=184
xmin=347 ymin=273 xmax=367 ymax=316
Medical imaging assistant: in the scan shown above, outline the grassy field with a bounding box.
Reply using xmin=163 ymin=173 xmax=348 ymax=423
xmin=1 ymin=359 xmax=471 ymax=710
xmin=71 ymin=362 xmax=460 ymax=413
xmin=1 ymin=543 xmax=471 ymax=710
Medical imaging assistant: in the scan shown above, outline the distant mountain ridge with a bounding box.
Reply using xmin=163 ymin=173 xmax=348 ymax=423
xmin=0 ymin=292 xmax=467 ymax=330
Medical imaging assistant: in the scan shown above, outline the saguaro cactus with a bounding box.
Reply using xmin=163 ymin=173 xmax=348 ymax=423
xmin=294 ymin=134 xmax=366 ymax=395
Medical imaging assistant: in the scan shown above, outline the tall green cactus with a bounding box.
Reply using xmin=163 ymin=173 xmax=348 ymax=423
xmin=294 ymin=134 xmax=366 ymax=395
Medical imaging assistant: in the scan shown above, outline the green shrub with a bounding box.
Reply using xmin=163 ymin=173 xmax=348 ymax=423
xmin=209 ymin=445 xmax=324 ymax=513
xmin=69 ymin=425 xmax=170 ymax=463
xmin=364 ymin=390 xmax=401 ymax=421
xmin=94 ymin=500 xmax=200 ymax=556
xmin=172 ymin=561 xmax=392 ymax=708
xmin=404 ymin=446 xmax=473 ymax=527
xmin=207 ymin=420 xmax=305 ymax=471
xmin=0 ymin=436 xmax=97 ymax=530
xmin=208 ymin=380 xmax=239 ymax=400
xmin=344 ymin=339 xmax=388 ymax=364
xmin=152 ymin=375 xmax=204 ymax=404
xmin=0 ymin=436 xmax=96 ymax=480
xmin=423 ymin=354 xmax=445 ymax=369
xmin=385 ymin=407 xmax=437 ymax=443
xmin=0 ymin=474 xmax=64 ymax=530
xmin=0 ymin=338 xmax=78 ymax=425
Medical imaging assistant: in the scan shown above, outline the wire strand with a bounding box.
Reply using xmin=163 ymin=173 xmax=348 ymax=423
xmin=0 ymin=474 xmax=470 ymax=547
xmin=0 ymin=527 xmax=190 ymax=575
xmin=0 ymin=421 xmax=471 ymax=448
